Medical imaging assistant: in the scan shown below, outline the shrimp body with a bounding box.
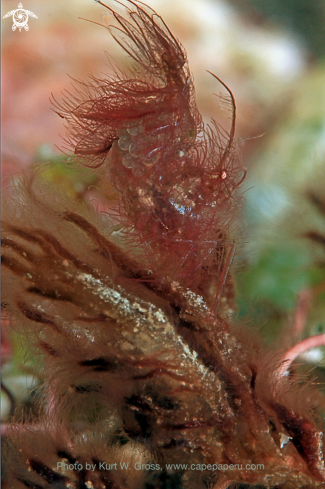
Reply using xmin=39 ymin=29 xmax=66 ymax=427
xmin=55 ymin=0 xmax=243 ymax=291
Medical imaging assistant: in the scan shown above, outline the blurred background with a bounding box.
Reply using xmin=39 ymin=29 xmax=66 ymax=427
xmin=1 ymin=0 xmax=325 ymax=427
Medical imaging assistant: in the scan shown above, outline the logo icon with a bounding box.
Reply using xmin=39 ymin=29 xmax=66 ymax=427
xmin=3 ymin=3 xmax=38 ymax=32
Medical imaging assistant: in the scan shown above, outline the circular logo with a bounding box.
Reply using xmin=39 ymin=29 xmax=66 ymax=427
xmin=13 ymin=9 xmax=29 ymax=30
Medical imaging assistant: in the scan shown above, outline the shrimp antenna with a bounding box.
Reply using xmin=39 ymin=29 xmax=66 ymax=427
xmin=207 ymin=70 xmax=236 ymax=165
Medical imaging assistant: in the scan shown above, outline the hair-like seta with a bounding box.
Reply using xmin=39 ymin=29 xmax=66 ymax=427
xmin=1 ymin=1 xmax=325 ymax=489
